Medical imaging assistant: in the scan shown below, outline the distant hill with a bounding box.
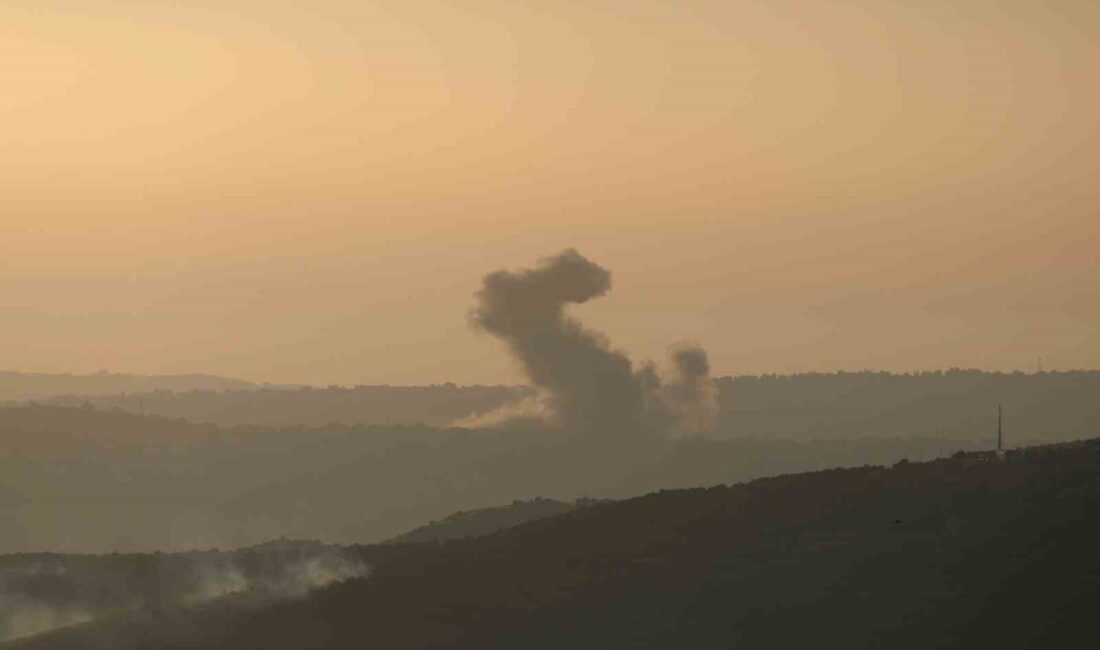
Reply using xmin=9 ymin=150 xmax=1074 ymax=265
xmin=0 ymin=371 xmax=260 ymax=402
xmin=714 ymin=369 xmax=1100 ymax=444
xmin=38 ymin=383 xmax=531 ymax=428
xmin=9 ymin=436 xmax=1100 ymax=649
xmin=24 ymin=370 xmax=1100 ymax=443
xmin=0 ymin=404 xmax=991 ymax=554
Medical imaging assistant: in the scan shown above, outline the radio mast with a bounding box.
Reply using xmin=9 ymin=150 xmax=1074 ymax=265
xmin=997 ymin=405 xmax=1003 ymax=457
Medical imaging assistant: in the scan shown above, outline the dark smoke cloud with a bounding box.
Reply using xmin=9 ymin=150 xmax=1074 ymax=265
xmin=465 ymin=249 xmax=715 ymax=437
xmin=672 ymin=346 xmax=710 ymax=383
xmin=471 ymin=249 xmax=647 ymax=434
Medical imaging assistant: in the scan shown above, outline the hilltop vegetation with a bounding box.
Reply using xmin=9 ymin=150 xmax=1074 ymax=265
xmin=35 ymin=383 xmax=528 ymax=428
xmin=0 ymin=371 xmax=260 ymax=402
xmin=715 ymin=369 xmax=1100 ymax=444
xmin=8 ymin=437 xmax=1099 ymax=649
xmin=23 ymin=370 xmax=1100 ymax=444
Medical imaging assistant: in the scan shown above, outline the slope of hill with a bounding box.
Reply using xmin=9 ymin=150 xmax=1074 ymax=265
xmin=388 ymin=498 xmax=602 ymax=544
xmin=9 ymin=437 xmax=1099 ymax=649
xmin=0 ymin=371 xmax=260 ymax=402
xmin=0 ymin=405 xmax=990 ymax=554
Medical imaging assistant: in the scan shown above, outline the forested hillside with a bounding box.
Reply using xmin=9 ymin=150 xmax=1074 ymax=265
xmin=9 ymin=437 xmax=1099 ymax=649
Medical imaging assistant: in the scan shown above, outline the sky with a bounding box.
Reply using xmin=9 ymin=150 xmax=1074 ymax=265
xmin=1 ymin=0 xmax=1097 ymax=386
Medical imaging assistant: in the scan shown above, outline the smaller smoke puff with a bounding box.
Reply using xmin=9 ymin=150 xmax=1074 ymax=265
xmin=663 ymin=345 xmax=718 ymax=435
xmin=672 ymin=346 xmax=710 ymax=383
xmin=465 ymin=249 xmax=715 ymax=437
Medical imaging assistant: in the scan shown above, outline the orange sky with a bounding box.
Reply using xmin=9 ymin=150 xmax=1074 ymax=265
xmin=2 ymin=0 xmax=1097 ymax=385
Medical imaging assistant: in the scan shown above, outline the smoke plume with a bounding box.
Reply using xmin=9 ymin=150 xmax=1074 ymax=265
xmin=663 ymin=345 xmax=719 ymax=435
xmin=467 ymin=249 xmax=715 ymax=437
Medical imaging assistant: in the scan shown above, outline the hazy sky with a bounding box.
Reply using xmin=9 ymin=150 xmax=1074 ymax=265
xmin=2 ymin=0 xmax=1097 ymax=385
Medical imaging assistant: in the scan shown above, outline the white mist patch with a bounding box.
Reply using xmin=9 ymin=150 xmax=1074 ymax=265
xmin=452 ymin=395 xmax=550 ymax=429
xmin=266 ymin=554 xmax=371 ymax=598
xmin=0 ymin=547 xmax=370 ymax=643
xmin=185 ymin=561 xmax=250 ymax=603
xmin=187 ymin=549 xmax=370 ymax=604
xmin=0 ymin=596 xmax=93 ymax=643
xmin=20 ymin=562 xmax=68 ymax=577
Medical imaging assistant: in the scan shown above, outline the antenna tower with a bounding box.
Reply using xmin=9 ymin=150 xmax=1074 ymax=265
xmin=997 ymin=405 xmax=1003 ymax=454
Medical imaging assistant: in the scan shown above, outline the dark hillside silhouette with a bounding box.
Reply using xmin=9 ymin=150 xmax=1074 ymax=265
xmin=9 ymin=436 xmax=1099 ymax=649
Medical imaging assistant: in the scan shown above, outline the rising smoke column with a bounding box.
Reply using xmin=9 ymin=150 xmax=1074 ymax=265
xmin=471 ymin=249 xmax=648 ymax=435
xmin=470 ymin=249 xmax=717 ymax=437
